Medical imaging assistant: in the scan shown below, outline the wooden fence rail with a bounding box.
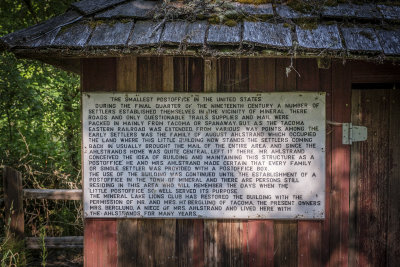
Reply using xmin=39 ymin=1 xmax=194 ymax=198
xmin=2 ymin=166 xmax=83 ymax=249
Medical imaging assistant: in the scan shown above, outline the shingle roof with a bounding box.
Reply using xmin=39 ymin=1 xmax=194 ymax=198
xmin=2 ymin=0 xmax=400 ymax=61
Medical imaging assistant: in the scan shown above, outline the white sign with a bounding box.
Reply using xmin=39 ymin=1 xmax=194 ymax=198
xmin=83 ymin=92 xmax=325 ymax=219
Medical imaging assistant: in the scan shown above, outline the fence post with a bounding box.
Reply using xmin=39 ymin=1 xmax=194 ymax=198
xmin=3 ymin=166 xmax=24 ymax=239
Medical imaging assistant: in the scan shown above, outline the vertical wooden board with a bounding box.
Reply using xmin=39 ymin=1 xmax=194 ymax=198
xmin=204 ymin=58 xmax=217 ymax=93
xmin=203 ymin=58 xmax=218 ymax=267
xmin=81 ymin=58 xmax=117 ymax=92
xmin=172 ymin=57 xmax=204 ymax=267
xmin=349 ymin=90 xmax=361 ymax=267
xmin=388 ymin=88 xmax=400 ymax=267
xmin=84 ymin=219 xmax=117 ymax=267
xmin=320 ymin=66 xmax=332 ymax=266
xmin=137 ymin=57 xmax=163 ymax=91
xmin=247 ymin=219 xmax=274 ymax=267
xmin=249 ymin=58 xmax=275 ymax=92
xmin=356 ymin=89 xmax=389 ymax=267
xmin=163 ymin=57 xmax=174 ymax=92
xmin=330 ymin=60 xmax=351 ymax=267
xmin=296 ymin=59 xmax=319 ymax=91
xmin=217 ymin=220 xmax=243 ymax=267
xmin=3 ymin=167 xmax=24 ymax=239
xmin=116 ymin=56 xmax=138 ymax=267
xmin=275 ymin=58 xmax=296 ymax=92
xmin=116 ymin=57 xmax=137 ymax=92
xmin=176 ymin=220 xmax=192 ymax=267
xmin=192 ymin=220 xmax=204 ymax=267
xmin=125 ymin=57 xmax=176 ymax=266
xmin=248 ymin=58 xmax=275 ymax=267
xmin=297 ymin=59 xmax=322 ymax=267
xmin=204 ymin=58 xmax=249 ymax=266
xmin=273 ymin=58 xmax=298 ymax=267
xmin=204 ymin=220 xmax=218 ymax=266
xmin=216 ymin=58 xmax=248 ymax=266
xmin=274 ymin=222 xmax=298 ymax=267
xmin=174 ymin=57 xmax=204 ymax=92
xmin=217 ymin=58 xmax=249 ymax=92
xmin=117 ymin=219 xmax=138 ymax=266
xmin=82 ymin=58 xmax=117 ymax=267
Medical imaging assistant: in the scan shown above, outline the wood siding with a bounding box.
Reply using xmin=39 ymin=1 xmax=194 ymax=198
xmin=82 ymin=57 xmax=400 ymax=267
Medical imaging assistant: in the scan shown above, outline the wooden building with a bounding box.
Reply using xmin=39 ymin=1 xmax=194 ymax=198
xmin=1 ymin=0 xmax=400 ymax=266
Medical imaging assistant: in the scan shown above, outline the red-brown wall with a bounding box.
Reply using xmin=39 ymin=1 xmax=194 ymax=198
xmin=81 ymin=57 xmax=400 ymax=267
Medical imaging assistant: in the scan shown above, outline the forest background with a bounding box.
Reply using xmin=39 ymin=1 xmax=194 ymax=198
xmin=0 ymin=0 xmax=82 ymax=242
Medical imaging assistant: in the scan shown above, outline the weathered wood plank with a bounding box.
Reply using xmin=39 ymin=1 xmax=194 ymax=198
xmin=297 ymin=59 xmax=322 ymax=267
xmin=249 ymin=58 xmax=275 ymax=92
xmin=322 ymin=3 xmax=381 ymax=20
xmin=274 ymin=222 xmax=298 ymax=267
xmin=193 ymin=220 xmax=204 ymax=267
xmin=217 ymin=58 xmax=249 ymax=92
xmin=376 ymin=29 xmax=400 ymax=55
xmin=137 ymin=57 xmax=163 ymax=92
xmin=243 ymin=22 xmax=292 ymax=48
xmin=248 ymin=220 xmax=274 ymax=267
xmin=356 ymin=89 xmax=389 ymax=267
xmin=23 ymin=189 xmax=82 ymax=200
xmin=82 ymin=57 xmax=117 ymax=267
xmin=115 ymin=56 xmax=137 ymax=267
xmin=174 ymin=57 xmax=203 ymax=92
xmin=128 ymin=21 xmax=163 ymax=46
xmin=218 ymin=220 xmax=243 ymax=267
xmin=274 ymin=58 xmax=297 ymax=267
xmin=207 ymin=24 xmax=241 ymax=45
xmin=349 ymin=89 xmax=361 ymax=267
xmin=320 ymin=63 xmax=333 ymax=266
xmin=81 ymin=58 xmax=117 ymax=92
xmin=53 ymin=22 xmax=92 ymax=48
xmin=116 ymin=57 xmax=176 ymax=267
xmin=203 ymin=58 xmax=218 ymax=266
xmin=330 ymin=60 xmax=351 ymax=266
xmin=25 ymin=28 xmax=60 ymax=48
xmin=350 ymin=61 xmax=400 ymax=84
xmin=3 ymin=167 xmax=24 ymax=239
xmin=174 ymin=57 xmax=204 ymax=266
xmin=296 ymin=25 xmax=342 ymax=50
xmin=84 ymin=219 xmax=117 ymax=267
xmin=388 ymin=88 xmax=400 ymax=266
xmin=276 ymin=5 xmax=316 ymax=19
xmin=236 ymin=3 xmax=273 ymax=16
xmin=186 ymin=21 xmax=208 ymax=46
xmin=88 ymin=21 xmax=134 ymax=47
xmin=135 ymin=219 xmax=176 ymax=266
xmin=117 ymin=219 xmax=138 ymax=266
xmin=341 ymin=27 xmax=381 ymax=52
xmin=117 ymin=56 xmax=137 ymax=92
xmin=163 ymin=56 xmax=174 ymax=92
xmin=176 ymin=219 xmax=204 ymax=267
xmin=204 ymin=58 xmax=217 ymax=93
xmin=26 ymin=236 xmax=83 ymax=249
xmin=275 ymin=58 xmax=296 ymax=92
xmin=248 ymin=58 xmax=275 ymax=267
xmin=296 ymin=58 xmax=319 ymax=91
xmin=378 ymin=4 xmax=400 ymax=21
xmin=204 ymin=220 xmax=218 ymax=266
xmin=160 ymin=21 xmax=189 ymax=45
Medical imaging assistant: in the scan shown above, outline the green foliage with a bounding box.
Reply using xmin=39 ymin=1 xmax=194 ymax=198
xmin=1 ymin=212 xmax=28 ymax=267
xmin=0 ymin=0 xmax=82 ymax=238
xmin=39 ymin=226 xmax=47 ymax=267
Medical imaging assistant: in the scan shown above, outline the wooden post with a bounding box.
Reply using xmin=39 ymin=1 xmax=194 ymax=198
xmin=3 ymin=166 xmax=24 ymax=239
